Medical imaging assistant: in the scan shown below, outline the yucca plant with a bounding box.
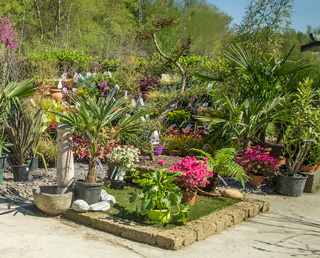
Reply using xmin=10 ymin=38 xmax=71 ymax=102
xmin=190 ymin=148 xmax=249 ymax=190
xmin=53 ymin=90 xmax=147 ymax=183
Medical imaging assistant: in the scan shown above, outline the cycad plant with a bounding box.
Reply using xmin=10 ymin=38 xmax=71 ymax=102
xmin=190 ymin=148 xmax=249 ymax=190
xmin=54 ymin=90 xmax=146 ymax=183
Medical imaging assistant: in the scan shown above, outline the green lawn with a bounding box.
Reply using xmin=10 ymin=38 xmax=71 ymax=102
xmin=103 ymin=186 xmax=240 ymax=228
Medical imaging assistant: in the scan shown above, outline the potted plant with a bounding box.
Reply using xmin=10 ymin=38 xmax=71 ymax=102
xmin=27 ymin=111 xmax=50 ymax=172
xmin=277 ymin=78 xmax=320 ymax=196
xmin=169 ymin=156 xmax=213 ymax=205
xmin=5 ymin=107 xmax=43 ymax=181
xmin=137 ymin=75 xmax=159 ymax=101
xmin=299 ymin=144 xmax=320 ymax=173
xmin=190 ymin=148 xmax=250 ymax=191
xmin=236 ymin=145 xmax=279 ymax=187
xmin=106 ymin=146 xmax=140 ymax=189
xmin=54 ymin=90 xmax=145 ymax=204
xmin=129 ymin=169 xmax=189 ymax=224
xmin=0 ymin=128 xmax=13 ymax=170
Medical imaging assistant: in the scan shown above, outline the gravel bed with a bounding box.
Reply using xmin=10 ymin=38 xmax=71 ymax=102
xmin=0 ymin=157 xmax=276 ymax=203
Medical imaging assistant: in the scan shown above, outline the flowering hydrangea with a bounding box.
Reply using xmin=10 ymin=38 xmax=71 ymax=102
xmin=169 ymin=156 xmax=213 ymax=192
xmin=236 ymin=145 xmax=279 ymax=176
xmin=107 ymin=146 xmax=140 ymax=173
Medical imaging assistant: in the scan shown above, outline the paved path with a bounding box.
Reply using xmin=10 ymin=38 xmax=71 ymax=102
xmin=0 ymin=191 xmax=319 ymax=258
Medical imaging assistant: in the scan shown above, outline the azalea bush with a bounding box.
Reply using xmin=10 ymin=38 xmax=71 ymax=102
xmin=236 ymin=145 xmax=278 ymax=177
xmin=169 ymin=156 xmax=213 ymax=192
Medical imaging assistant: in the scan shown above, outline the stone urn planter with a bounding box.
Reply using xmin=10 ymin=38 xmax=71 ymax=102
xmin=33 ymin=186 xmax=74 ymax=216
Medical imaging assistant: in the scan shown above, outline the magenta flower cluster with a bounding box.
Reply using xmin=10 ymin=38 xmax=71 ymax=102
xmin=98 ymin=81 xmax=110 ymax=96
xmin=0 ymin=17 xmax=19 ymax=51
xmin=169 ymin=156 xmax=213 ymax=192
xmin=236 ymin=146 xmax=279 ymax=176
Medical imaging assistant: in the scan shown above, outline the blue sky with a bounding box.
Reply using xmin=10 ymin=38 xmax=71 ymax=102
xmin=207 ymin=0 xmax=320 ymax=33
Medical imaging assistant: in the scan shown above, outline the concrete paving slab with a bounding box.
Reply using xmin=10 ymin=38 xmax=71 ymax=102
xmin=0 ymin=190 xmax=319 ymax=258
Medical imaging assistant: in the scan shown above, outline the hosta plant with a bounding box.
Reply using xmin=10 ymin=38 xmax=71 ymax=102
xmin=130 ymin=169 xmax=189 ymax=224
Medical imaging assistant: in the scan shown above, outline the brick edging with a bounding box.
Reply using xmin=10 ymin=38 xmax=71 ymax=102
xmin=64 ymin=198 xmax=269 ymax=250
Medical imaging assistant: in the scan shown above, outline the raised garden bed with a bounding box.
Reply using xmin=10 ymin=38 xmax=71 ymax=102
xmin=103 ymin=186 xmax=240 ymax=228
xmin=64 ymin=188 xmax=269 ymax=250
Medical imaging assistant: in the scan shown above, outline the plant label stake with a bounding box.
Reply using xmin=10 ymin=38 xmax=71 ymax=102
xmin=110 ymin=167 xmax=117 ymax=180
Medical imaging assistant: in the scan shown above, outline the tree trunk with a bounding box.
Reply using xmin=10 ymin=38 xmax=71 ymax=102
xmin=242 ymin=132 xmax=251 ymax=152
xmin=34 ymin=0 xmax=44 ymax=40
xmin=152 ymin=32 xmax=186 ymax=92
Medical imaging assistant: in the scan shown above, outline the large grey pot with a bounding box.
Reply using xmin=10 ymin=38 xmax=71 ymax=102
xmin=276 ymin=173 xmax=308 ymax=197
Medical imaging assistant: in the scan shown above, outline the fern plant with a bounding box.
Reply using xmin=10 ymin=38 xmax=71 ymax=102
xmin=190 ymin=148 xmax=249 ymax=188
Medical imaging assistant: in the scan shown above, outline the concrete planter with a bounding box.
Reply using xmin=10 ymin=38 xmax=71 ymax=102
xmin=33 ymin=186 xmax=74 ymax=216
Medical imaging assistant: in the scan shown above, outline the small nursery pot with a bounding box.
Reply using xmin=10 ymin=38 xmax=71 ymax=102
xmin=153 ymin=146 xmax=164 ymax=156
xmin=26 ymin=157 xmax=38 ymax=172
xmin=147 ymin=209 xmax=170 ymax=223
xmin=12 ymin=164 xmax=30 ymax=182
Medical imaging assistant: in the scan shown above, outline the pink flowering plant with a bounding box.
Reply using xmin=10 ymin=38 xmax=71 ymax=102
xmin=236 ymin=146 xmax=279 ymax=177
xmin=169 ymin=156 xmax=213 ymax=192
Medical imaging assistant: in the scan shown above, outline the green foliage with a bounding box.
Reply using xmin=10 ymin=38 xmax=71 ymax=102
xmin=235 ymin=0 xmax=294 ymax=53
xmin=282 ymin=78 xmax=320 ymax=174
xmin=53 ymin=90 xmax=146 ymax=183
xmin=130 ymin=169 xmax=189 ymax=224
xmin=5 ymin=107 xmax=43 ymax=165
xmin=190 ymin=148 xmax=249 ymax=187
xmin=167 ymin=110 xmax=191 ymax=126
xmin=162 ymin=134 xmax=206 ymax=156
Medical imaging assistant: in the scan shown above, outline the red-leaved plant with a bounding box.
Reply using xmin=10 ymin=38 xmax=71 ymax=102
xmin=169 ymin=156 xmax=213 ymax=192
xmin=236 ymin=145 xmax=279 ymax=177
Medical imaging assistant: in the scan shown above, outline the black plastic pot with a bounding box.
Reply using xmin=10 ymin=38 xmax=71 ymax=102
xmin=0 ymin=156 xmax=8 ymax=169
xmin=12 ymin=164 xmax=30 ymax=182
xmin=276 ymin=173 xmax=308 ymax=197
xmin=26 ymin=157 xmax=38 ymax=172
xmin=110 ymin=180 xmax=125 ymax=190
xmin=74 ymin=181 xmax=103 ymax=205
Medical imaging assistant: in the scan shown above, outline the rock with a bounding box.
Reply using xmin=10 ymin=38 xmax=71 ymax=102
xmin=71 ymin=199 xmax=90 ymax=212
xmin=223 ymin=189 xmax=244 ymax=199
xmin=90 ymin=201 xmax=111 ymax=211
xmin=100 ymin=189 xmax=116 ymax=203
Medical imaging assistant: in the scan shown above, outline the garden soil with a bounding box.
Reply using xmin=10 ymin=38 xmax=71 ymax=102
xmin=1 ymin=188 xmax=319 ymax=257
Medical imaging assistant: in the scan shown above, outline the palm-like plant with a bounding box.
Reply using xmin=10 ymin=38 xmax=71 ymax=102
xmin=190 ymin=148 xmax=249 ymax=189
xmin=5 ymin=107 xmax=43 ymax=165
xmin=195 ymin=44 xmax=313 ymax=150
xmin=54 ymin=90 xmax=146 ymax=183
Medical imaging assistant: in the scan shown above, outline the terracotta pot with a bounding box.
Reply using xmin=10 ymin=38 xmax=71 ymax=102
xmin=50 ymin=87 xmax=63 ymax=102
xmin=299 ymin=165 xmax=317 ymax=173
xmin=277 ymin=156 xmax=286 ymax=166
xmin=181 ymin=191 xmax=197 ymax=206
xmin=140 ymin=91 xmax=149 ymax=101
xmin=247 ymin=173 xmax=264 ymax=187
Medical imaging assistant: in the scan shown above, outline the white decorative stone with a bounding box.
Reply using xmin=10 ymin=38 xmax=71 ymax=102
xmin=89 ymin=201 xmax=110 ymax=211
xmin=100 ymin=189 xmax=116 ymax=204
xmin=71 ymin=199 xmax=90 ymax=212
